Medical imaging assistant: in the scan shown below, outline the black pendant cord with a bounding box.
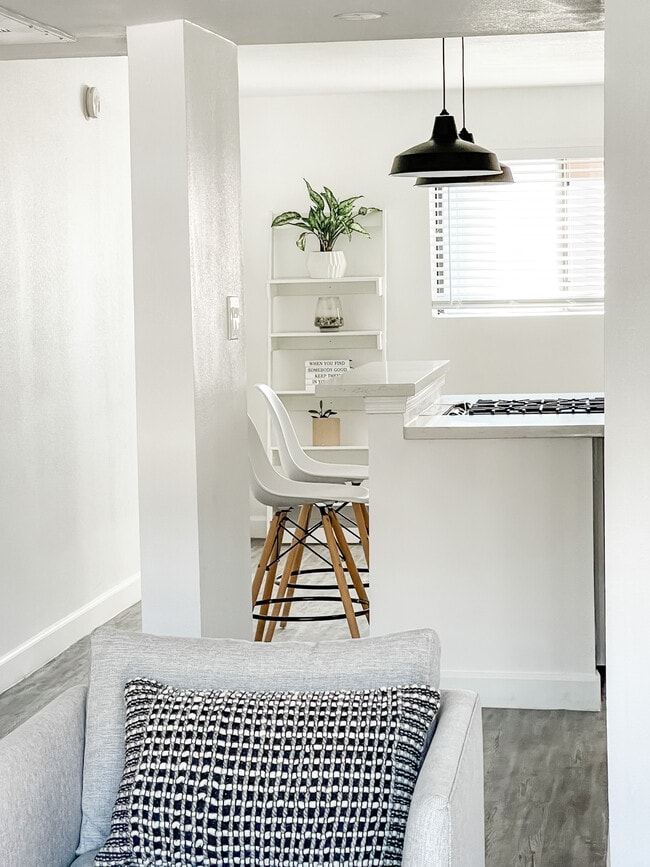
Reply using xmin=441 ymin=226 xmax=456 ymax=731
xmin=441 ymin=37 xmax=448 ymax=115
xmin=459 ymin=35 xmax=472 ymax=139
xmin=461 ymin=37 xmax=466 ymax=130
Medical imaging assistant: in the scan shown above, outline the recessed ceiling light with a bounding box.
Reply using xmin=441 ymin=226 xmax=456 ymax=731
xmin=334 ymin=11 xmax=386 ymax=21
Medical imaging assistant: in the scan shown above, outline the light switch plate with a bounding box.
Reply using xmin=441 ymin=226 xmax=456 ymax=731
xmin=227 ymin=296 xmax=241 ymax=340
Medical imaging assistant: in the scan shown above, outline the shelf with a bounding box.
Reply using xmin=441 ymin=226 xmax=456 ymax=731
xmin=270 ymin=276 xmax=383 ymax=297
xmin=267 ymin=210 xmax=385 ymax=470
xmin=272 ymin=445 xmax=368 ymax=453
xmin=305 ymin=445 xmax=368 ymax=453
xmin=275 ymin=391 xmax=364 ymax=409
xmin=270 ymin=330 xmax=381 ymax=338
xmin=271 ymin=330 xmax=383 ymax=351
xmin=269 ymin=276 xmax=381 ymax=284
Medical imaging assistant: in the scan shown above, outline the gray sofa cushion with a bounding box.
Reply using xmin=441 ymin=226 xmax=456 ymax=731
xmin=78 ymin=626 xmax=440 ymax=855
xmin=0 ymin=685 xmax=86 ymax=867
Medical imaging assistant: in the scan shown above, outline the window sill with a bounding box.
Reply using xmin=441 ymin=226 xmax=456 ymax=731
xmin=433 ymin=306 xmax=604 ymax=319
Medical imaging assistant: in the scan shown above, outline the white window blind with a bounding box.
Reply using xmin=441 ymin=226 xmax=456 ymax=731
xmin=431 ymin=158 xmax=604 ymax=315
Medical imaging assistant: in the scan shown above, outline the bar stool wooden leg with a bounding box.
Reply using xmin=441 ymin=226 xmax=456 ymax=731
xmin=251 ymin=512 xmax=282 ymax=608
xmin=264 ymin=504 xmax=311 ymax=641
xmin=263 ymin=523 xmax=303 ymax=643
xmin=352 ymin=502 xmax=370 ymax=567
xmin=330 ymin=509 xmax=370 ymax=623
xmin=361 ymin=503 xmax=369 ymax=532
xmin=279 ymin=503 xmax=312 ymax=629
xmin=254 ymin=511 xmax=287 ymax=642
xmin=321 ymin=508 xmax=360 ymax=639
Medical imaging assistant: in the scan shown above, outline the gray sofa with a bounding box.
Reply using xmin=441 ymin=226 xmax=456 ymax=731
xmin=0 ymin=626 xmax=485 ymax=867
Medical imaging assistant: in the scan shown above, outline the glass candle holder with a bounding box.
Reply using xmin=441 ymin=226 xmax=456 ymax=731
xmin=314 ymin=296 xmax=344 ymax=331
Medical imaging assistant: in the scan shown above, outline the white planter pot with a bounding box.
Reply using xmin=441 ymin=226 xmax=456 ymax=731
xmin=307 ymin=251 xmax=347 ymax=279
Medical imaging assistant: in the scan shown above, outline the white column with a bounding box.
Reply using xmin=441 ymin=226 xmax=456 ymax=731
xmin=127 ymin=21 xmax=251 ymax=639
xmin=605 ymin=3 xmax=650 ymax=863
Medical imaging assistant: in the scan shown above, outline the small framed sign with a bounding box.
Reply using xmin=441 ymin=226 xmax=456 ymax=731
xmin=305 ymin=359 xmax=351 ymax=393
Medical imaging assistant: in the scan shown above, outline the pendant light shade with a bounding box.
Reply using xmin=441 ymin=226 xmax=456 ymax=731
xmin=390 ymin=38 xmax=501 ymax=179
xmin=414 ymin=133 xmax=512 ymax=186
xmin=414 ymin=163 xmax=513 ymax=187
xmin=390 ymin=110 xmax=502 ymax=178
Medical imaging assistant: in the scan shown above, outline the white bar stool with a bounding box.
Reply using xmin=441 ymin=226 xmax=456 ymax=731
xmin=248 ymin=416 xmax=370 ymax=642
xmin=255 ymin=383 xmax=370 ymax=565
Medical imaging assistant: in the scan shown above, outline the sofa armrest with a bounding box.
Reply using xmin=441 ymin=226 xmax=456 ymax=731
xmin=0 ymin=685 xmax=87 ymax=867
xmin=402 ymin=689 xmax=485 ymax=867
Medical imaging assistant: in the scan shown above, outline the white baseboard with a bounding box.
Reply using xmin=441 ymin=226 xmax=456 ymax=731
xmin=0 ymin=573 xmax=141 ymax=694
xmin=250 ymin=516 xmax=267 ymax=539
xmin=441 ymin=668 xmax=602 ymax=711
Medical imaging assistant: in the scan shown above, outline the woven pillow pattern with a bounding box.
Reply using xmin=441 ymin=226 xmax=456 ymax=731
xmin=95 ymin=678 xmax=440 ymax=866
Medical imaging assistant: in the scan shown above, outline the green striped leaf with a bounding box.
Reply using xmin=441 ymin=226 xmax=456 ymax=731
xmin=271 ymin=211 xmax=303 ymax=227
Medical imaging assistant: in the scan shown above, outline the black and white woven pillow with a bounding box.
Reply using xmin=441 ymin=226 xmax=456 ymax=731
xmin=95 ymin=678 xmax=440 ymax=867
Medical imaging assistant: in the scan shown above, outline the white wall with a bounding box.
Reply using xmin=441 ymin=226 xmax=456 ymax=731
xmin=605 ymin=1 xmax=650 ymax=862
xmin=0 ymin=57 xmax=139 ymax=689
xmin=241 ymin=84 xmax=604 ymax=523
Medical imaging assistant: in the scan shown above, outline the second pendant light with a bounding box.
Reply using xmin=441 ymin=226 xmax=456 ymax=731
xmin=390 ymin=37 xmax=502 ymax=179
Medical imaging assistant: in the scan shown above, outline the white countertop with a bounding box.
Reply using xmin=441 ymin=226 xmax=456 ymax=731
xmin=315 ymin=360 xmax=449 ymax=398
xmin=315 ymin=361 xmax=604 ymax=439
xmin=406 ymin=392 xmax=604 ymax=439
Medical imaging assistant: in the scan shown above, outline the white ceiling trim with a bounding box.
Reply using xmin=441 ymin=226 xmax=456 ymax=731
xmin=0 ymin=5 xmax=75 ymax=44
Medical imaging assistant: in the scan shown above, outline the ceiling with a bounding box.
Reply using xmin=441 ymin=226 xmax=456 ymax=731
xmin=239 ymin=32 xmax=604 ymax=96
xmin=0 ymin=0 xmax=603 ymax=60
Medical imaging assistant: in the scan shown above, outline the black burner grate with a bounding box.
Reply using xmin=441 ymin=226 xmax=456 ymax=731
xmin=444 ymin=397 xmax=604 ymax=416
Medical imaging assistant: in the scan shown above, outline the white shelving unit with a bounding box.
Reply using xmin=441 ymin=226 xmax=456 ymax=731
xmin=267 ymin=211 xmax=387 ymax=463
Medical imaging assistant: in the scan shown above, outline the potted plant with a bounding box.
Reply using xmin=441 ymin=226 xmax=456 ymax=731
xmin=309 ymin=400 xmax=340 ymax=446
xmin=271 ymin=180 xmax=381 ymax=279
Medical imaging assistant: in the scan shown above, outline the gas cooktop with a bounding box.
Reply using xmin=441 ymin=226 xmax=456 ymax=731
xmin=444 ymin=397 xmax=605 ymax=416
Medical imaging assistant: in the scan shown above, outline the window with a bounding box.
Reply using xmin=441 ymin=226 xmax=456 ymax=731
xmin=431 ymin=158 xmax=604 ymax=315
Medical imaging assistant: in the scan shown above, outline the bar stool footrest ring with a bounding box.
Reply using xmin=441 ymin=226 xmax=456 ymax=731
xmin=253 ymin=595 xmax=369 ymax=623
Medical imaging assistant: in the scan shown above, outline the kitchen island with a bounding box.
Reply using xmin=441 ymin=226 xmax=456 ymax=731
xmin=317 ymin=361 xmax=604 ymax=710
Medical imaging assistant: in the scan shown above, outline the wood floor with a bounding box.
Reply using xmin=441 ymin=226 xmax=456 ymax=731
xmin=483 ymin=706 xmax=607 ymax=866
xmin=0 ymin=603 xmax=141 ymax=740
xmin=0 ymin=543 xmax=608 ymax=866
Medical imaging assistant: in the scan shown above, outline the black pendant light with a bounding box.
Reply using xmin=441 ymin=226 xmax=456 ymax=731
xmin=415 ymin=162 xmax=513 ymax=187
xmin=390 ymin=38 xmax=501 ymax=179
xmin=415 ymin=39 xmax=512 ymax=187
